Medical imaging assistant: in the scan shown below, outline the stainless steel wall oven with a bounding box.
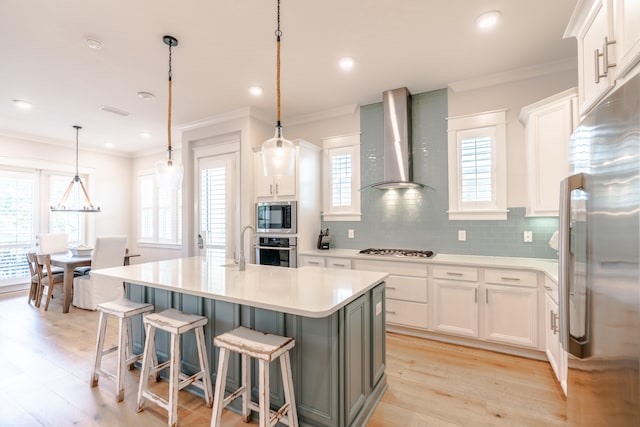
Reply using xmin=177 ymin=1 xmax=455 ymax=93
xmin=255 ymin=236 xmax=297 ymax=268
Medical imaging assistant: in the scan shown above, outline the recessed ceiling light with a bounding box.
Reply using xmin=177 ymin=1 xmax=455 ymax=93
xmin=140 ymin=132 xmax=151 ymax=139
xmin=104 ymin=142 xmax=114 ymax=149
xmin=99 ymin=105 xmax=130 ymax=116
xmin=249 ymin=86 xmax=263 ymax=96
xmin=12 ymin=99 xmax=33 ymax=109
xmin=137 ymin=91 xmax=155 ymax=100
xmin=475 ymin=10 xmax=501 ymax=30
xmin=86 ymin=37 xmax=104 ymax=50
xmin=339 ymin=56 xmax=355 ymax=71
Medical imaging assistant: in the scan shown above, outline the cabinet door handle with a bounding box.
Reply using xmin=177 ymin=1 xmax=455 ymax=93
xmin=307 ymin=261 xmax=321 ymax=265
xmin=386 ymin=286 xmax=396 ymax=290
xmin=275 ymin=183 xmax=279 ymax=194
xmin=485 ymin=289 xmax=489 ymax=304
xmin=386 ymin=310 xmax=396 ymax=315
xmin=333 ymin=263 xmax=345 ymax=267
xmin=553 ymin=312 xmax=560 ymax=335
xmin=544 ymin=285 xmax=552 ymax=291
xmin=550 ymin=310 xmax=554 ymax=331
xmin=447 ymin=272 xmax=463 ymax=276
xmin=474 ymin=288 xmax=478 ymax=303
xmin=269 ymin=184 xmax=273 ymax=195
xmin=500 ymin=277 xmax=520 ymax=281
xmin=595 ymin=37 xmax=617 ymax=83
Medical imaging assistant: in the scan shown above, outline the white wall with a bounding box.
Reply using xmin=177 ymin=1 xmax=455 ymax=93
xmin=0 ymin=134 xmax=132 ymax=250
xmin=286 ymin=106 xmax=360 ymax=147
xmin=447 ymin=69 xmax=577 ymax=207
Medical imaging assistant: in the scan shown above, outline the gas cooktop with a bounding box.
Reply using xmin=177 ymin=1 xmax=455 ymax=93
xmin=358 ymin=248 xmax=436 ymax=258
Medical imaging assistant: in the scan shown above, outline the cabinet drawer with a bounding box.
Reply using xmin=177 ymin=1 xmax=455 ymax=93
xmin=300 ymin=256 xmax=325 ymax=267
xmin=432 ymin=265 xmax=478 ymax=282
xmin=326 ymin=257 xmax=351 ymax=269
xmin=484 ymin=269 xmax=537 ymax=287
xmin=386 ymin=299 xmax=428 ymax=329
xmin=386 ymin=275 xmax=427 ymax=303
xmin=353 ymin=259 xmax=427 ymax=277
xmin=544 ymin=276 xmax=559 ymax=303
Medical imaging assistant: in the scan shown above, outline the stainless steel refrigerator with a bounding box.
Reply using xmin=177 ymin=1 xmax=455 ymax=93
xmin=559 ymin=72 xmax=640 ymax=426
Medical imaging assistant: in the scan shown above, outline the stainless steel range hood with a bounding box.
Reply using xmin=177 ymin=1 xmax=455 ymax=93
xmin=370 ymin=87 xmax=424 ymax=190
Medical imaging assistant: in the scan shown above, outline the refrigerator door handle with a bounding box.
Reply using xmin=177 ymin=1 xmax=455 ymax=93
xmin=558 ymin=172 xmax=585 ymax=356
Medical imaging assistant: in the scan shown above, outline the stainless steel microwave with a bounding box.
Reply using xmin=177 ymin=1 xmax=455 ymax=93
xmin=256 ymin=201 xmax=297 ymax=234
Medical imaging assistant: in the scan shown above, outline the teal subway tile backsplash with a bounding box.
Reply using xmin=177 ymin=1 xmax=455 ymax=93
xmin=321 ymin=88 xmax=559 ymax=260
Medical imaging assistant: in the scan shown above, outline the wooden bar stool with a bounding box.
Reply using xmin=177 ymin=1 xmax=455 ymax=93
xmin=210 ymin=326 xmax=298 ymax=427
xmin=91 ymin=298 xmax=154 ymax=402
xmin=137 ymin=308 xmax=213 ymax=427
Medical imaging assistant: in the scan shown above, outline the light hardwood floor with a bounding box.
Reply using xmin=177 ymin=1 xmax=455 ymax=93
xmin=0 ymin=290 xmax=568 ymax=426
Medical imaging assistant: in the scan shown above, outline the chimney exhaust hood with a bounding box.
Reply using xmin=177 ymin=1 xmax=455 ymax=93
xmin=370 ymin=87 xmax=424 ymax=190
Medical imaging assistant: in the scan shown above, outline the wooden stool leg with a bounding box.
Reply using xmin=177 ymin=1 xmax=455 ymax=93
xmin=258 ymin=360 xmax=269 ymax=427
xmin=168 ymin=331 xmax=181 ymax=427
xmin=195 ymin=327 xmax=213 ymax=407
xmin=210 ymin=348 xmax=230 ymax=427
xmin=241 ymin=354 xmax=250 ymax=422
xmin=91 ymin=311 xmax=109 ymax=387
xmin=115 ymin=316 xmax=127 ymax=402
xmin=126 ymin=317 xmax=136 ymax=371
xmin=280 ymin=352 xmax=298 ymax=427
xmin=137 ymin=323 xmax=155 ymax=412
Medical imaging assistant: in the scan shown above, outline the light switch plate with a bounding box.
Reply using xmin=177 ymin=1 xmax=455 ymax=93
xmin=348 ymin=229 xmax=355 ymax=239
xmin=524 ymin=231 xmax=533 ymax=243
xmin=458 ymin=230 xmax=466 ymax=241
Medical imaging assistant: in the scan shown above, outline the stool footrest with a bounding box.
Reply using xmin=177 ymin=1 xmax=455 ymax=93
xmin=245 ymin=401 xmax=291 ymax=426
xmin=222 ymin=385 xmax=246 ymax=406
xmin=124 ymin=353 xmax=143 ymax=366
xmin=177 ymin=371 xmax=206 ymax=391
xmin=140 ymin=390 xmax=169 ymax=411
xmin=96 ymin=367 xmax=117 ymax=383
xmin=149 ymin=360 xmax=171 ymax=375
xmin=101 ymin=345 xmax=118 ymax=357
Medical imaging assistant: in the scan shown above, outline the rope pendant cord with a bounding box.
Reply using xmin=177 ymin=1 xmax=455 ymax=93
xmin=167 ymin=42 xmax=173 ymax=162
xmin=276 ymin=0 xmax=282 ymax=127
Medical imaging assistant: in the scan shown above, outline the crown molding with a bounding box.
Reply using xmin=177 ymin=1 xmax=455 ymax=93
xmin=448 ymin=58 xmax=578 ymax=93
xmin=286 ymin=104 xmax=359 ymax=126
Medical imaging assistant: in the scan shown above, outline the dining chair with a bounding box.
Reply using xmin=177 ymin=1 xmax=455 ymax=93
xmin=73 ymin=235 xmax=128 ymax=310
xmin=37 ymin=233 xmax=68 ymax=275
xmin=35 ymin=254 xmax=64 ymax=311
xmin=26 ymin=252 xmax=40 ymax=304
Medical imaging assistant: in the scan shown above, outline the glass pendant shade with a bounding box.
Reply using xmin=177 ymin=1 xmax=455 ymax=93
xmin=262 ymin=126 xmax=295 ymax=177
xmin=50 ymin=126 xmax=101 ymax=212
xmin=154 ymin=152 xmax=184 ymax=188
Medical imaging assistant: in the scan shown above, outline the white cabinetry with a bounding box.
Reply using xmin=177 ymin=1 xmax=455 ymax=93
xmin=565 ymin=0 xmax=640 ymax=115
xmin=520 ymin=88 xmax=578 ymax=217
xmin=299 ymin=255 xmax=352 ymax=269
xmin=544 ymin=277 xmax=567 ymax=394
xmin=432 ymin=266 xmax=479 ymax=337
xmin=254 ymin=151 xmax=296 ymax=199
xmin=482 ymin=269 xmax=538 ymax=348
xmin=353 ymin=259 xmax=428 ymax=330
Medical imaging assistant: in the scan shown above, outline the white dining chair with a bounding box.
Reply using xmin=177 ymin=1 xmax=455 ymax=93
xmin=73 ymin=235 xmax=128 ymax=310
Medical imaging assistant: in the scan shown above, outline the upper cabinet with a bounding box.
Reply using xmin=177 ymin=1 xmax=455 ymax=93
xmin=254 ymin=150 xmax=296 ymax=199
xmin=565 ymin=0 xmax=640 ymax=116
xmin=520 ymin=88 xmax=578 ymax=217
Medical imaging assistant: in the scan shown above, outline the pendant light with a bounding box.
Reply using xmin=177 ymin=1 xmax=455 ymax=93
xmin=50 ymin=125 xmax=101 ymax=212
xmin=261 ymin=0 xmax=295 ymax=177
xmin=155 ymin=35 xmax=184 ymax=188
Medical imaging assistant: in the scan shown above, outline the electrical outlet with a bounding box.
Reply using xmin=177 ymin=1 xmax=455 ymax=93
xmin=348 ymin=229 xmax=355 ymax=239
xmin=458 ymin=230 xmax=466 ymax=241
xmin=524 ymin=231 xmax=533 ymax=243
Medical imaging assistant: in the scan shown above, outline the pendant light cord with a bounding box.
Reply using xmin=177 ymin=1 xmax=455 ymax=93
xmin=167 ymin=41 xmax=173 ymax=161
xmin=74 ymin=125 xmax=81 ymax=178
xmin=276 ymin=0 xmax=282 ymax=127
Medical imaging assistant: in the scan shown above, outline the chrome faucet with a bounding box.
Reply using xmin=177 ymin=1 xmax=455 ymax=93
xmin=238 ymin=225 xmax=255 ymax=271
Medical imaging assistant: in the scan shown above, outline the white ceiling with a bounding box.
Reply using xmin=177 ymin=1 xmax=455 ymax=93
xmin=0 ymin=0 xmax=578 ymax=155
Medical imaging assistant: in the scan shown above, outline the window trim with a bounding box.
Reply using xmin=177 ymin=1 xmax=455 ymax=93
xmin=321 ymin=133 xmax=361 ymax=222
xmin=447 ymin=109 xmax=508 ymax=220
xmin=136 ymin=169 xmax=182 ymax=246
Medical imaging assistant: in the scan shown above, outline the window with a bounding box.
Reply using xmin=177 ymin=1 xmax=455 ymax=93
xmin=0 ymin=170 xmax=35 ymax=284
xmin=137 ymin=172 xmax=182 ymax=245
xmin=322 ymin=133 xmax=361 ymax=221
xmin=49 ymin=174 xmax=83 ymax=244
xmin=447 ymin=110 xmax=508 ymax=220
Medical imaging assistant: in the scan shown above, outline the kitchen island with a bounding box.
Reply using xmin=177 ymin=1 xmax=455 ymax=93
xmin=91 ymin=257 xmax=388 ymax=427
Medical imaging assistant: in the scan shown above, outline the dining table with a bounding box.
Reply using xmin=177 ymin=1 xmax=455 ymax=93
xmin=49 ymin=252 xmax=139 ymax=313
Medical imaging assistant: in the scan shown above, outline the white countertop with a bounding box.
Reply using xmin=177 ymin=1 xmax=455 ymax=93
xmin=91 ymin=257 xmax=388 ymax=318
xmin=299 ymin=249 xmax=559 ymax=283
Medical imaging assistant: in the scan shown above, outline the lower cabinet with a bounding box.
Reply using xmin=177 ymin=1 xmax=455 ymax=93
xmin=432 ymin=279 xmax=479 ymax=337
xmin=352 ymin=259 xmax=428 ymax=330
xmin=299 ymin=255 xmax=352 ymax=269
xmin=544 ymin=277 xmax=567 ymax=395
xmin=483 ymin=284 xmax=538 ymax=347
